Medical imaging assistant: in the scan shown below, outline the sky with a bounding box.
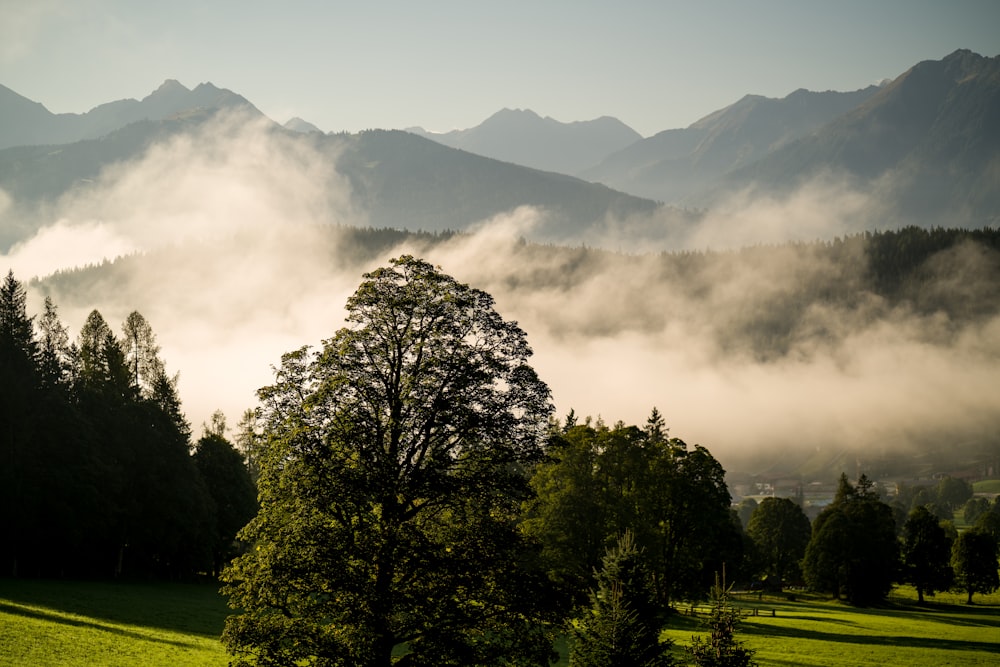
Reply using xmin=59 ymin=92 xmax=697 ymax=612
xmin=2 ymin=0 xmax=999 ymax=137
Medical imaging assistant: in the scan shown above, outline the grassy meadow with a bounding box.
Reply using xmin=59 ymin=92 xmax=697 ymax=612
xmin=973 ymin=480 xmax=1000 ymax=495
xmin=0 ymin=578 xmax=230 ymax=666
xmin=2 ymin=579 xmax=999 ymax=666
xmin=655 ymin=587 xmax=1000 ymax=667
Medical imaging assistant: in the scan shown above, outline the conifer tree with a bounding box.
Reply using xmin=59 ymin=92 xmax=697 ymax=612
xmin=570 ymin=530 xmax=673 ymax=667
xmin=688 ymin=571 xmax=758 ymax=667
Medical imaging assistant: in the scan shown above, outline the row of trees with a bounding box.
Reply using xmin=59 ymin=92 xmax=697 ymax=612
xmin=0 ymin=271 xmax=256 ymax=579
xmin=521 ymin=411 xmax=740 ymax=609
xmin=740 ymin=474 xmax=1000 ymax=607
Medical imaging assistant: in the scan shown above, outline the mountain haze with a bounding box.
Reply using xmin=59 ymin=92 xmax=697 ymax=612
xmin=407 ymin=108 xmax=642 ymax=175
xmin=0 ymin=79 xmax=259 ymax=150
xmin=579 ymin=85 xmax=881 ymax=203
xmin=719 ymin=49 xmax=1000 ymax=225
xmin=2 ymin=49 xmax=998 ymax=256
xmin=0 ymin=107 xmax=663 ymax=252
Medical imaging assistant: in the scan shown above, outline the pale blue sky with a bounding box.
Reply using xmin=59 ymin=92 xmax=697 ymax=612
xmin=2 ymin=0 xmax=998 ymax=137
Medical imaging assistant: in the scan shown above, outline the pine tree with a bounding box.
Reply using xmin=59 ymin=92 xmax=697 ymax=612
xmin=570 ymin=530 xmax=673 ymax=667
xmin=688 ymin=571 xmax=758 ymax=667
xmin=0 ymin=271 xmax=39 ymax=576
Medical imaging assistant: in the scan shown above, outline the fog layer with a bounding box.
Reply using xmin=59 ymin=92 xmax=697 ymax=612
xmin=3 ymin=114 xmax=997 ymax=473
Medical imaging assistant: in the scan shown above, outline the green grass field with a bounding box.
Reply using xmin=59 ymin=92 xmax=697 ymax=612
xmin=973 ymin=479 xmax=1000 ymax=494
xmin=2 ymin=579 xmax=999 ymax=666
xmin=0 ymin=578 xmax=230 ymax=666
xmin=657 ymin=587 xmax=1000 ymax=667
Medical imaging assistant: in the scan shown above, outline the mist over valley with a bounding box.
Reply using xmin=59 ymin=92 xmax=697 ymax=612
xmin=2 ymin=50 xmax=999 ymax=481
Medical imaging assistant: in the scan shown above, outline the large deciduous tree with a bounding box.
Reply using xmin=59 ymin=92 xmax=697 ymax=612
xmin=951 ymin=530 xmax=999 ymax=604
xmin=746 ymin=497 xmax=811 ymax=588
xmin=802 ymin=474 xmax=898 ymax=605
xmin=901 ymin=505 xmax=954 ymax=603
xmin=222 ymin=256 xmax=557 ymax=667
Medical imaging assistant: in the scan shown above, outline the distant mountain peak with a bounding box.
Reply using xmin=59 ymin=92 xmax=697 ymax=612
xmin=284 ymin=117 xmax=323 ymax=134
xmin=0 ymin=79 xmax=263 ymax=149
xmin=484 ymin=108 xmax=544 ymax=124
xmin=192 ymin=81 xmax=223 ymax=94
xmin=153 ymin=79 xmax=189 ymax=94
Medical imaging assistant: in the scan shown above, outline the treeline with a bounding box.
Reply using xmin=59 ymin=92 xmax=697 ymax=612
xmin=0 ymin=271 xmax=256 ymax=579
xmin=528 ymin=416 xmax=1000 ymax=610
xmin=522 ymin=411 xmax=742 ymax=609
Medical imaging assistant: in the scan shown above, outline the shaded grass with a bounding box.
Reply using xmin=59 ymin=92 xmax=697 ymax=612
xmin=5 ymin=579 xmax=1000 ymax=666
xmin=0 ymin=578 xmax=230 ymax=666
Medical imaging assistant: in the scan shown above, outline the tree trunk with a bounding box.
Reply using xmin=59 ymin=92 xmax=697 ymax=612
xmin=917 ymin=586 xmax=925 ymax=604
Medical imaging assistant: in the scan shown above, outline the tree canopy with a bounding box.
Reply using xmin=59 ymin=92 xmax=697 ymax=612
xmin=222 ymin=256 xmax=557 ymax=667
xmin=521 ymin=411 xmax=738 ymax=608
xmin=901 ymin=505 xmax=953 ymax=603
xmin=802 ymin=474 xmax=898 ymax=605
xmin=746 ymin=497 xmax=811 ymax=587
xmin=951 ymin=530 xmax=999 ymax=604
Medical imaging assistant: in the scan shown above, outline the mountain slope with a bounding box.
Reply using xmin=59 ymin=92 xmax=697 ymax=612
xmin=579 ymin=85 xmax=880 ymax=203
xmin=722 ymin=49 xmax=1000 ymax=224
xmin=337 ymin=128 xmax=660 ymax=237
xmin=0 ymin=112 xmax=663 ymax=250
xmin=0 ymin=79 xmax=259 ymax=150
xmin=407 ymin=108 xmax=642 ymax=175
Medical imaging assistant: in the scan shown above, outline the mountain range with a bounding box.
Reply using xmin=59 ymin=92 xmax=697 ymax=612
xmin=406 ymin=109 xmax=642 ymax=176
xmin=0 ymin=79 xmax=258 ymax=150
xmin=716 ymin=49 xmax=1000 ymax=223
xmin=1 ymin=48 xmax=997 ymax=252
xmin=578 ymin=85 xmax=883 ymax=203
xmin=0 ymin=92 xmax=663 ymax=250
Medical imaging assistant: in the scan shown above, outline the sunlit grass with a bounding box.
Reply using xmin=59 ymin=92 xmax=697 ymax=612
xmin=657 ymin=586 xmax=1000 ymax=667
xmin=5 ymin=579 xmax=1000 ymax=666
xmin=0 ymin=579 xmax=229 ymax=667
xmin=973 ymin=479 xmax=1000 ymax=494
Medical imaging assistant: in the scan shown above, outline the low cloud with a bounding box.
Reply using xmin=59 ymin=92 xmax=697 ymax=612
xmin=6 ymin=114 xmax=998 ymax=475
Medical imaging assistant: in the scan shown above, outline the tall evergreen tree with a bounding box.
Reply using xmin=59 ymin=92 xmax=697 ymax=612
xmin=0 ymin=271 xmax=39 ymax=576
xmin=121 ymin=310 xmax=165 ymax=396
xmin=36 ymin=296 xmax=72 ymax=390
xmin=570 ymin=531 xmax=673 ymax=667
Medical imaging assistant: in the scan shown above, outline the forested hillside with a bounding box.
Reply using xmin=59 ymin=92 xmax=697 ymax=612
xmin=40 ymin=224 xmax=998 ymax=360
xmin=26 ymin=223 xmax=1000 ymax=479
